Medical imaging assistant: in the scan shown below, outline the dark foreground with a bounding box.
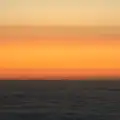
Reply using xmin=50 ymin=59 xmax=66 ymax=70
xmin=0 ymin=80 xmax=120 ymax=120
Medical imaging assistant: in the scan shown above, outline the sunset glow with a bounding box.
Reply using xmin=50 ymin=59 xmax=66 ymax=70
xmin=0 ymin=28 xmax=120 ymax=79
xmin=0 ymin=0 xmax=120 ymax=79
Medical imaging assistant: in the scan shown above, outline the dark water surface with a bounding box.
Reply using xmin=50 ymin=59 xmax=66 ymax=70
xmin=0 ymin=80 xmax=120 ymax=120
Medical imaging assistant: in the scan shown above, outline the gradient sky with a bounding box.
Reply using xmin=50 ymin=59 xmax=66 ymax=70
xmin=0 ymin=28 xmax=120 ymax=79
xmin=1 ymin=0 xmax=120 ymax=26
xmin=0 ymin=0 xmax=120 ymax=79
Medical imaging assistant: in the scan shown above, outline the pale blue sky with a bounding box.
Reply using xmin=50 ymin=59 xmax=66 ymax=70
xmin=1 ymin=0 xmax=120 ymax=26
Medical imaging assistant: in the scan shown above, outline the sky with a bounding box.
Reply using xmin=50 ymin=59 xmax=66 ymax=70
xmin=0 ymin=30 xmax=120 ymax=79
xmin=0 ymin=0 xmax=120 ymax=79
xmin=1 ymin=0 xmax=120 ymax=26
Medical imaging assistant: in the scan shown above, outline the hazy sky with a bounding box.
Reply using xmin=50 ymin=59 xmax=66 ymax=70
xmin=1 ymin=0 xmax=120 ymax=26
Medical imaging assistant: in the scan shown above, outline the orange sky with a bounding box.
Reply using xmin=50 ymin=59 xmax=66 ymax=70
xmin=1 ymin=0 xmax=120 ymax=79
xmin=0 ymin=30 xmax=120 ymax=79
